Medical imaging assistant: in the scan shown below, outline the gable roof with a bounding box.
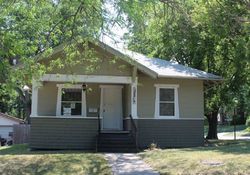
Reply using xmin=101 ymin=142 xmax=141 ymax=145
xmin=37 ymin=39 xmax=222 ymax=81
xmin=98 ymin=41 xmax=222 ymax=81
xmin=0 ymin=112 xmax=24 ymax=123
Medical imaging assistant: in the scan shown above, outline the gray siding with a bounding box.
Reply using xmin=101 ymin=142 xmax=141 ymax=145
xmin=137 ymin=119 xmax=204 ymax=148
xmin=30 ymin=118 xmax=203 ymax=150
xmin=30 ymin=118 xmax=98 ymax=150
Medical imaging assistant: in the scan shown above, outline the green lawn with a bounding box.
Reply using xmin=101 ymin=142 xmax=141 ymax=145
xmin=223 ymin=129 xmax=250 ymax=137
xmin=139 ymin=140 xmax=250 ymax=175
xmin=0 ymin=144 xmax=111 ymax=175
xmin=204 ymin=124 xmax=247 ymax=134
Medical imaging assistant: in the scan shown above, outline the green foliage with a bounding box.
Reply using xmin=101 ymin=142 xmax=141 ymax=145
xmin=0 ymin=0 xmax=105 ymax=85
xmin=148 ymin=142 xmax=158 ymax=150
xmin=0 ymin=0 xmax=112 ymax=117
xmin=0 ymin=85 xmax=18 ymax=114
xmin=120 ymin=0 xmax=250 ymax=118
xmin=204 ymin=118 xmax=209 ymax=126
xmin=246 ymin=118 xmax=250 ymax=127
xmin=230 ymin=115 xmax=247 ymax=125
xmin=0 ymin=0 xmax=249 ymax=122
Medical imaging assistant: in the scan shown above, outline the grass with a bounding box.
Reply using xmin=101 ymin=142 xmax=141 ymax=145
xmin=204 ymin=124 xmax=247 ymax=135
xmin=204 ymin=125 xmax=250 ymax=136
xmin=0 ymin=144 xmax=111 ymax=175
xmin=139 ymin=140 xmax=250 ymax=175
xmin=223 ymin=128 xmax=250 ymax=137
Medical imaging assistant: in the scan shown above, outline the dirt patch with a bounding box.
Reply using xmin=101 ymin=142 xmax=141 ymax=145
xmin=201 ymin=160 xmax=224 ymax=166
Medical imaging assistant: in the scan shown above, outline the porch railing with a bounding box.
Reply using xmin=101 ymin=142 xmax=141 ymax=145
xmin=129 ymin=114 xmax=138 ymax=151
xmin=96 ymin=109 xmax=101 ymax=152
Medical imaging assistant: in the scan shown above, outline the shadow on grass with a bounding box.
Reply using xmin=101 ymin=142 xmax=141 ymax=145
xmin=139 ymin=140 xmax=250 ymax=156
xmin=204 ymin=125 xmax=247 ymax=135
xmin=0 ymin=144 xmax=94 ymax=155
xmin=0 ymin=154 xmax=110 ymax=175
xmin=182 ymin=140 xmax=250 ymax=155
xmin=0 ymin=144 xmax=111 ymax=175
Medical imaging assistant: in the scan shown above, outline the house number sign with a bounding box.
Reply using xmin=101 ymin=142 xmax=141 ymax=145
xmin=133 ymin=86 xmax=136 ymax=104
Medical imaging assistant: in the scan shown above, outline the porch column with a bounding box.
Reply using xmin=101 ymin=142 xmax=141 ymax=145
xmin=82 ymin=90 xmax=87 ymax=117
xmin=131 ymin=66 xmax=138 ymax=118
xmin=31 ymin=80 xmax=42 ymax=117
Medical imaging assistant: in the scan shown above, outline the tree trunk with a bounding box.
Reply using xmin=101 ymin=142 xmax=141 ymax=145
xmin=24 ymin=90 xmax=31 ymax=124
xmin=206 ymin=108 xmax=219 ymax=139
xmin=15 ymin=87 xmax=31 ymax=124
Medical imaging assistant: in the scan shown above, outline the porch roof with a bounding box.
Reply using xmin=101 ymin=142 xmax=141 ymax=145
xmin=98 ymin=41 xmax=223 ymax=81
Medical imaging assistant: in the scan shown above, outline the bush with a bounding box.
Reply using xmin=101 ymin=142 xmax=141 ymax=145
xmin=148 ymin=143 xmax=158 ymax=150
xmin=246 ymin=118 xmax=250 ymax=127
xmin=230 ymin=115 xmax=246 ymax=125
xmin=204 ymin=118 xmax=208 ymax=125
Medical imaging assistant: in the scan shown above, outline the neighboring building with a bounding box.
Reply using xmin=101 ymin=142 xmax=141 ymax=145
xmin=0 ymin=112 xmax=23 ymax=141
xmin=30 ymin=41 xmax=222 ymax=151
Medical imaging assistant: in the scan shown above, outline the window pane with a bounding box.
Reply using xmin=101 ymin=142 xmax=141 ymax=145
xmin=62 ymin=88 xmax=82 ymax=101
xmin=61 ymin=102 xmax=81 ymax=115
xmin=160 ymin=103 xmax=174 ymax=116
xmin=160 ymin=89 xmax=174 ymax=101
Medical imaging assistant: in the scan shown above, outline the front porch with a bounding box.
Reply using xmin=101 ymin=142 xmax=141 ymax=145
xmin=30 ymin=74 xmax=138 ymax=151
xmin=31 ymin=74 xmax=137 ymax=126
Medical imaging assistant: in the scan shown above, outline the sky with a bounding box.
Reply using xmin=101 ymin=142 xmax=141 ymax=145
xmin=100 ymin=0 xmax=128 ymax=48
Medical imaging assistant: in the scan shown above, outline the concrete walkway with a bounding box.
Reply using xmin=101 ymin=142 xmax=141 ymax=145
xmin=104 ymin=153 xmax=159 ymax=175
xmin=218 ymin=132 xmax=250 ymax=140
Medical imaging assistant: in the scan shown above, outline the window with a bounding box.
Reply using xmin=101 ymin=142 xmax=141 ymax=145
xmin=155 ymin=84 xmax=179 ymax=119
xmin=61 ymin=88 xmax=82 ymax=115
xmin=56 ymin=84 xmax=86 ymax=117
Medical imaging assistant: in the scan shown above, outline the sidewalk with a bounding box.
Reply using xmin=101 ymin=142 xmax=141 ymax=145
xmin=218 ymin=132 xmax=250 ymax=140
xmin=105 ymin=153 xmax=159 ymax=175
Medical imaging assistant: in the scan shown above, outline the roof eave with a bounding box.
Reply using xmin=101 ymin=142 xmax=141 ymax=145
xmin=0 ymin=113 xmax=24 ymax=123
xmin=157 ymin=74 xmax=223 ymax=81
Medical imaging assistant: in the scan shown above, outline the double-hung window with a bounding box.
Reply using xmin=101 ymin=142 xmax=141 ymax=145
xmin=56 ymin=84 xmax=86 ymax=117
xmin=154 ymin=84 xmax=179 ymax=119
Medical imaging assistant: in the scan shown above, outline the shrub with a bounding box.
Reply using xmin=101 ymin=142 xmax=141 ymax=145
xmin=148 ymin=143 xmax=158 ymax=150
xmin=204 ymin=118 xmax=209 ymax=125
xmin=230 ymin=115 xmax=246 ymax=125
xmin=246 ymin=118 xmax=250 ymax=127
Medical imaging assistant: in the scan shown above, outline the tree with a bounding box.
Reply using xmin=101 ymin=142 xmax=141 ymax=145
xmin=0 ymin=0 xmax=113 ymax=120
xmin=118 ymin=0 xmax=250 ymax=139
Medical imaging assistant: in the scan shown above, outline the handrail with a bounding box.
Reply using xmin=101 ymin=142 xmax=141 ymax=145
xmin=129 ymin=114 xmax=137 ymax=132
xmin=96 ymin=109 xmax=101 ymax=152
xmin=129 ymin=114 xmax=138 ymax=151
xmin=97 ymin=109 xmax=101 ymax=134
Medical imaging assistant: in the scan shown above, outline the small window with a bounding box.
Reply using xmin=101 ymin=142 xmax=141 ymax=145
xmin=159 ymin=89 xmax=175 ymax=116
xmin=155 ymin=85 xmax=179 ymax=118
xmin=61 ymin=88 xmax=82 ymax=116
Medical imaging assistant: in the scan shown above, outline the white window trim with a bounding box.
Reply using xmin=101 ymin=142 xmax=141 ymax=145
xmin=56 ymin=84 xmax=87 ymax=117
xmin=154 ymin=84 xmax=179 ymax=119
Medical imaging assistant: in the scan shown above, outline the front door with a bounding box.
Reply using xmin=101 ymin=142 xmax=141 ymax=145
xmin=101 ymin=85 xmax=123 ymax=130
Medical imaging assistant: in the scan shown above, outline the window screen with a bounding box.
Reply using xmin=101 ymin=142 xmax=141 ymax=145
xmin=61 ymin=88 xmax=82 ymax=115
xmin=159 ymin=88 xmax=175 ymax=116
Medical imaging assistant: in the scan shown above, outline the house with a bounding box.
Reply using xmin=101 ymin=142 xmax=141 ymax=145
xmin=30 ymin=41 xmax=222 ymax=151
xmin=0 ymin=112 xmax=23 ymax=142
